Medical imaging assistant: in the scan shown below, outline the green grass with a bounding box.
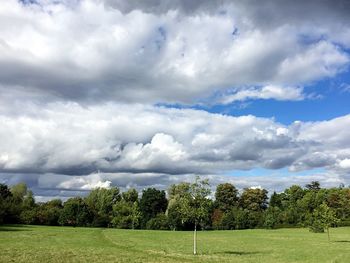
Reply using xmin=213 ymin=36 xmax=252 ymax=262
xmin=1 ymin=225 xmax=350 ymax=263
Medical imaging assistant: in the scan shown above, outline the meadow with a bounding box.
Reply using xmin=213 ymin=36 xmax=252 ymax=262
xmin=1 ymin=225 xmax=350 ymax=263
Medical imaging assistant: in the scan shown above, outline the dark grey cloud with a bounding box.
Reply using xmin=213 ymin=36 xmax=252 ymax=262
xmin=2 ymin=169 xmax=349 ymax=200
xmin=103 ymin=0 xmax=350 ymax=19
xmin=103 ymin=0 xmax=224 ymax=14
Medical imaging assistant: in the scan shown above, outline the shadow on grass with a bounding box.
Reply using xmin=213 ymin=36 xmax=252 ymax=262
xmin=213 ymin=251 xmax=263 ymax=256
xmin=0 ymin=225 xmax=33 ymax=232
xmin=334 ymin=240 xmax=350 ymax=243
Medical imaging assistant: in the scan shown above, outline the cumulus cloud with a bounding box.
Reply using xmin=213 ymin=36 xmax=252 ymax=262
xmin=57 ymin=173 xmax=111 ymax=190
xmin=0 ymin=0 xmax=349 ymax=105
xmin=0 ymin=102 xmax=350 ymax=178
xmin=338 ymin=159 xmax=350 ymax=170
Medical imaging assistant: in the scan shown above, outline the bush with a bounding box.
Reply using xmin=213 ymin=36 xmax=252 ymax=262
xmin=235 ymin=209 xmax=249 ymax=229
xmin=112 ymin=215 xmax=133 ymax=229
xmin=309 ymin=219 xmax=325 ymax=233
xmin=146 ymin=214 xmax=169 ymax=230
xmin=212 ymin=209 xmax=224 ymax=230
xmin=91 ymin=214 xmax=110 ymax=227
xmin=221 ymin=209 xmax=236 ymax=230
xmin=263 ymin=207 xmax=281 ymax=229
xmin=20 ymin=209 xmax=38 ymax=225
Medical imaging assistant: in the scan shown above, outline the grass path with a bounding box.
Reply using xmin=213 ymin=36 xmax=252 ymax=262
xmin=1 ymin=225 xmax=350 ymax=262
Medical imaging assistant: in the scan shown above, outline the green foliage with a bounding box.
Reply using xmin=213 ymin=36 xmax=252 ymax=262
xmin=240 ymin=188 xmax=268 ymax=212
xmin=309 ymin=218 xmax=325 ymax=233
xmin=3 ymin=182 xmax=34 ymax=224
xmin=140 ymin=188 xmax=168 ymax=226
xmin=166 ymin=199 xmax=185 ymax=230
xmin=284 ymin=185 xmax=305 ymax=204
xmin=166 ymin=183 xmax=193 ymax=231
xmin=85 ymin=187 xmax=121 ymax=227
xmin=215 ymin=183 xmax=238 ymax=212
xmin=58 ymin=197 xmax=92 ymax=226
xmin=121 ymin=188 xmax=138 ymax=203
xmin=177 ymin=176 xmax=211 ymax=227
xmin=308 ymin=202 xmax=339 ymax=234
xmin=176 ymin=176 xmax=211 ymax=254
xmin=0 ymin=183 xmax=12 ymax=199
xmin=11 ymin=183 xmax=28 ymax=202
xmin=0 ymin=183 xmax=12 ymax=224
xmin=20 ymin=208 xmax=38 ymax=225
xmin=23 ymin=190 xmax=35 ymax=209
xmin=235 ymin=209 xmax=250 ymax=229
xmin=35 ymin=200 xmax=63 ymax=225
xmin=221 ymin=209 xmax=237 ymax=230
xmin=112 ymin=200 xmax=141 ymax=229
xmin=1 ymin=180 xmax=350 ymax=233
xmin=306 ymin=181 xmax=321 ymax=191
xmin=168 ymin=182 xmax=190 ymax=200
xmin=146 ymin=213 xmax=169 ymax=230
xmin=211 ymin=208 xmax=224 ymax=230
xmin=264 ymin=206 xmax=281 ymax=229
xmin=269 ymin=191 xmax=282 ymax=208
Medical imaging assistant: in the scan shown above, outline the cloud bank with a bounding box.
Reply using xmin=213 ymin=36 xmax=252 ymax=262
xmin=1 ymin=102 xmax=350 ymax=196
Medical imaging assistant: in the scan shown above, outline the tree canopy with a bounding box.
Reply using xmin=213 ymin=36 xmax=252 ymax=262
xmin=0 ymin=180 xmax=347 ymax=240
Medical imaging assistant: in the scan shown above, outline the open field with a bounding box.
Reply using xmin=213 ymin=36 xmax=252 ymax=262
xmin=0 ymin=225 xmax=350 ymax=263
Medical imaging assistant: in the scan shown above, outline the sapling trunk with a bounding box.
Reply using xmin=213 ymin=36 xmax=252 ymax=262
xmin=327 ymin=227 xmax=330 ymax=242
xmin=193 ymin=223 xmax=197 ymax=255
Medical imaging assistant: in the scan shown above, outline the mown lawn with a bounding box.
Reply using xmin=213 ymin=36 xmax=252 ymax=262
xmin=0 ymin=225 xmax=349 ymax=263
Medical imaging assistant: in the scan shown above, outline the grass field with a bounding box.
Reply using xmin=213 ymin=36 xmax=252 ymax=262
xmin=0 ymin=225 xmax=350 ymax=263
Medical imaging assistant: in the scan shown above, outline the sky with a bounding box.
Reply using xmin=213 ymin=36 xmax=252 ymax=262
xmin=1 ymin=0 xmax=350 ymax=200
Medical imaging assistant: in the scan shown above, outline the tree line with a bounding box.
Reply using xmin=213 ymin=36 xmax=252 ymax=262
xmin=0 ymin=179 xmax=348 ymax=234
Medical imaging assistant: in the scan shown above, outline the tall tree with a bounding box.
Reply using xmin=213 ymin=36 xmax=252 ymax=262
xmin=269 ymin=191 xmax=283 ymax=208
xmin=166 ymin=183 xmax=191 ymax=231
xmin=240 ymin=188 xmax=268 ymax=212
xmin=0 ymin=183 xmax=12 ymax=199
xmin=9 ymin=183 xmax=31 ymax=223
xmin=122 ymin=188 xmax=138 ymax=203
xmin=215 ymin=183 xmax=238 ymax=212
xmin=168 ymin=182 xmax=190 ymax=200
xmin=0 ymin=183 xmax=12 ymax=224
xmin=20 ymin=190 xmax=37 ymax=224
xmin=306 ymin=181 xmax=321 ymax=191
xmin=85 ymin=187 xmax=121 ymax=227
xmin=112 ymin=189 xmax=141 ymax=230
xmin=139 ymin=188 xmax=168 ymax=226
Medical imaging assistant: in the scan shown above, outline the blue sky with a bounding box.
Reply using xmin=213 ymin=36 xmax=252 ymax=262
xmin=202 ymin=73 xmax=350 ymax=125
xmin=180 ymin=56 xmax=350 ymax=125
xmin=0 ymin=0 xmax=350 ymax=199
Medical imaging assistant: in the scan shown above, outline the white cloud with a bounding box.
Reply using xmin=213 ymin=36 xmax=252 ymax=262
xmin=0 ymin=0 xmax=348 ymax=104
xmin=339 ymin=159 xmax=350 ymax=169
xmin=276 ymin=41 xmax=349 ymax=83
xmin=0 ymin=102 xmax=349 ymax=177
xmin=57 ymin=173 xmax=112 ymax=190
xmin=221 ymin=85 xmax=304 ymax=104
